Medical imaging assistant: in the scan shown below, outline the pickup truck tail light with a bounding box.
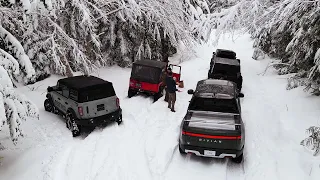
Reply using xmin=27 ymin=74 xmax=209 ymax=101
xmin=182 ymin=131 xmax=241 ymax=140
xmin=78 ymin=106 xmax=84 ymax=116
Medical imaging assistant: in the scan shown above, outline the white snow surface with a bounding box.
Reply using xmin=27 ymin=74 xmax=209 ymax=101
xmin=1 ymin=32 xmax=320 ymax=179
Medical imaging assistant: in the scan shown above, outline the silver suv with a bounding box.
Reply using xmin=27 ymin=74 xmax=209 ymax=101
xmin=44 ymin=75 xmax=122 ymax=137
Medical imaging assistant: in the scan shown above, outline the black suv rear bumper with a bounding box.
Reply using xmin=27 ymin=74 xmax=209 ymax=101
xmin=179 ymin=142 xmax=243 ymax=158
xmin=75 ymin=108 xmax=122 ymax=126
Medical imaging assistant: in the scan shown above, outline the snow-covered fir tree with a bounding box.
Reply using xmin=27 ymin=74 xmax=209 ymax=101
xmin=0 ymin=0 xmax=40 ymax=144
xmin=301 ymin=126 xmax=320 ymax=156
xmin=0 ymin=0 xmax=214 ymax=144
xmin=249 ymin=1 xmax=320 ymax=95
xmin=215 ymin=0 xmax=319 ymax=153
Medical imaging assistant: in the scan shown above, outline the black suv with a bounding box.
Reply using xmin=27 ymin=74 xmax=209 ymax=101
xmin=178 ymin=79 xmax=245 ymax=163
xmin=208 ymin=49 xmax=243 ymax=91
xmin=44 ymin=75 xmax=122 ymax=137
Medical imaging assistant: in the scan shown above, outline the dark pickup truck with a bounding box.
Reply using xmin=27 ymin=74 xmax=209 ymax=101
xmin=178 ymin=79 xmax=245 ymax=163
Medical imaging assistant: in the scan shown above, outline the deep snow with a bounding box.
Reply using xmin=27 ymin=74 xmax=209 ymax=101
xmin=1 ymin=32 xmax=320 ymax=180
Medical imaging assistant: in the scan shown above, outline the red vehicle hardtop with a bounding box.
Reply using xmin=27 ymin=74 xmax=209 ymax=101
xmin=128 ymin=59 xmax=181 ymax=102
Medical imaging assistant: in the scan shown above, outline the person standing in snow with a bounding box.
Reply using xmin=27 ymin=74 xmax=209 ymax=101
xmin=165 ymin=72 xmax=178 ymax=112
xmin=161 ymin=67 xmax=172 ymax=102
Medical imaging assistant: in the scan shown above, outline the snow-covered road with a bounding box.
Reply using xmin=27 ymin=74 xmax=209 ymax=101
xmin=1 ymin=33 xmax=320 ymax=180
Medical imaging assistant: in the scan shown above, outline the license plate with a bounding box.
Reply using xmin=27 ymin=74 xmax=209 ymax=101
xmin=204 ymin=150 xmax=216 ymax=156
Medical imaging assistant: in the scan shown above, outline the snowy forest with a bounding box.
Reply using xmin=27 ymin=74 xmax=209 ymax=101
xmin=0 ymin=0 xmax=319 ymax=152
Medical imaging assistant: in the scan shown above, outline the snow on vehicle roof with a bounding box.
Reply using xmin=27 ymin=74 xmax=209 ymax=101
xmin=214 ymin=57 xmax=240 ymax=66
xmin=58 ymin=75 xmax=113 ymax=90
xmin=133 ymin=60 xmax=167 ymax=69
xmin=195 ymin=79 xmax=236 ymax=98
xmin=216 ymin=49 xmax=236 ymax=54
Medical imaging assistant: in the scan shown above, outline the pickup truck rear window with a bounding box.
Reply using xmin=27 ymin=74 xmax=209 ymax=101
xmin=189 ymin=97 xmax=239 ymax=114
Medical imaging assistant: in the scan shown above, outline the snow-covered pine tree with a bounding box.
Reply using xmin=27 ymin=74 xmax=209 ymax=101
xmin=249 ymin=1 xmax=320 ymax=95
xmin=301 ymin=126 xmax=320 ymax=156
xmin=33 ymin=0 xmax=214 ymax=75
xmin=0 ymin=0 xmax=40 ymax=144
xmin=212 ymin=0 xmax=319 ymax=153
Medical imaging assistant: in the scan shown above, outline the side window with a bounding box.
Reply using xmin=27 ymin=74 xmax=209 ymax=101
xmin=69 ymin=89 xmax=78 ymax=101
xmin=61 ymin=85 xmax=69 ymax=98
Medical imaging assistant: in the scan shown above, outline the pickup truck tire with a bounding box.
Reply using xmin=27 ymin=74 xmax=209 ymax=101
xmin=66 ymin=112 xmax=81 ymax=137
xmin=44 ymin=99 xmax=54 ymax=113
xmin=232 ymin=153 xmax=243 ymax=163
xmin=178 ymin=141 xmax=186 ymax=154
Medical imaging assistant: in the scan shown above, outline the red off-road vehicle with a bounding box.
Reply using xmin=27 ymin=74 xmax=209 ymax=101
xmin=128 ymin=60 xmax=181 ymax=102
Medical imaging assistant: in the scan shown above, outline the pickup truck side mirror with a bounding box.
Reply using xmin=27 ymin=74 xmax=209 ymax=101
xmin=187 ymin=89 xmax=194 ymax=94
xmin=238 ymin=92 xmax=244 ymax=97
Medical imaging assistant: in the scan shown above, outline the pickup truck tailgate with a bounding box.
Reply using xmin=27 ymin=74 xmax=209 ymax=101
xmin=182 ymin=112 xmax=242 ymax=150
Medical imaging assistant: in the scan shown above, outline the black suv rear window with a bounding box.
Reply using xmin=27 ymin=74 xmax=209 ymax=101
xmin=216 ymin=52 xmax=236 ymax=59
xmin=213 ymin=64 xmax=240 ymax=76
xmin=78 ymin=86 xmax=115 ymax=102
xmin=189 ymin=97 xmax=239 ymax=114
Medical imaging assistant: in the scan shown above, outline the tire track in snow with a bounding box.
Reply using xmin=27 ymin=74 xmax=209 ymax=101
xmin=47 ymin=94 xmax=154 ymax=180
xmin=225 ymin=159 xmax=245 ymax=180
xmin=240 ymin=70 xmax=283 ymax=180
xmin=143 ymin=99 xmax=194 ymax=179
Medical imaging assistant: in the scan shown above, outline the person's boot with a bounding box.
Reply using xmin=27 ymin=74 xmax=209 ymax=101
xmin=171 ymin=104 xmax=175 ymax=112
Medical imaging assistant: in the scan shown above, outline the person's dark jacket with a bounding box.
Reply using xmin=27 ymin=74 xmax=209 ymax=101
xmin=237 ymin=75 xmax=243 ymax=91
xmin=165 ymin=76 xmax=177 ymax=93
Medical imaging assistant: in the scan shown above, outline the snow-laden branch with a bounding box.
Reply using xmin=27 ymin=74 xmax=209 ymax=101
xmin=0 ymin=25 xmax=36 ymax=84
xmin=0 ymin=64 xmax=39 ymax=144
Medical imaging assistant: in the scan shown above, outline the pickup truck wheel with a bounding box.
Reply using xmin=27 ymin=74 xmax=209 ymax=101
xmin=44 ymin=99 xmax=54 ymax=112
xmin=232 ymin=153 xmax=243 ymax=163
xmin=66 ymin=113 xmax=81 ymax=137
xmin=178 ymin=142 xmax=186 ymax=154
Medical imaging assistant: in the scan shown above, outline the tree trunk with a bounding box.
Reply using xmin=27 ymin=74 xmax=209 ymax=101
xmin=160 ymin=27 xmax=169 ymax=63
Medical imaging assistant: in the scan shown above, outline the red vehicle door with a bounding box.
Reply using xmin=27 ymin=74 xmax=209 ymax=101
xmin=168 ymin=64 xmax=181 ymax=82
